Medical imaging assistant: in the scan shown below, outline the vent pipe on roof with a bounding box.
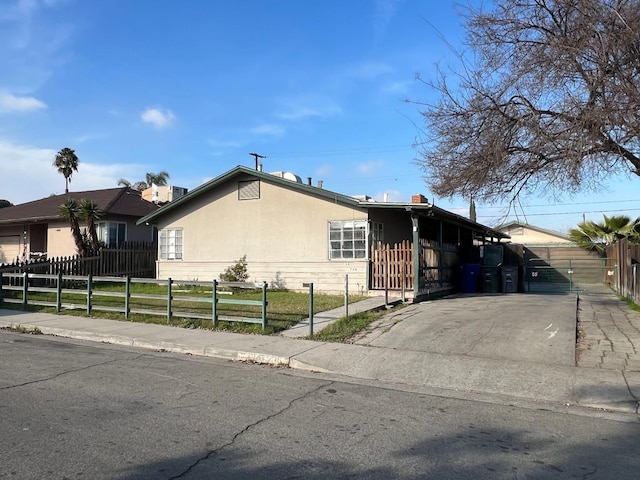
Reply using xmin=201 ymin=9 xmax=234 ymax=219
xmin=307 ymin=177 xmax=312 ymax=186
xmin=317 ymin=180 xmax=323 ymax=189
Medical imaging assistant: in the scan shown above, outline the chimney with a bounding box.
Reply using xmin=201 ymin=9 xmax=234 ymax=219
xmin=317 ymin=180 xmax=323 ymax=189
xmin=411 ymin=194 xmax=428 ymax=204
xmin=307 ymin=177 xmax=312 ymax=186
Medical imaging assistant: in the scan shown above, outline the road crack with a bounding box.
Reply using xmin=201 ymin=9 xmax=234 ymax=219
xmin=0 ymin=353 xmax=146 ymax=390
xmin=168 ymin=380 xmax=336 ymax=479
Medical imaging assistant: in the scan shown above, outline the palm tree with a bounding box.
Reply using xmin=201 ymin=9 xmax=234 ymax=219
xmin=145 ymin=171 xmax=170 ymax=187
xmin=117 ymin=171 xmax=170 ymax=192
xmin=568 ymin=215 xmax=640 ymax=255
xmin=53 ymin=147 xmax=79 ymax=194
xmin=59 ymin=198 xmax=86 ymax=256
xmin=80 ymin=199 xmax=102 ymax=253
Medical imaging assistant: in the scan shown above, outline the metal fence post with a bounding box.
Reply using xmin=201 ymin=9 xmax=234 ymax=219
xmin=22 ymin=271 xmax=28 ymax=307
xmin=261 ymin=281 xmax=268 ymax=330
xmin=0 ymin=272 xmax=3 ymax=306
xmin=344 ymin=274 xmax=349 ymax=319
xmin=56 ymin=271 xmax=62 ymax=312
xmin=87 ymin=273 xmax=93 ymax=315
xmin=308 ymin=282 xmax=314 ymax=336
xmin=125 ymin=276 xmax=131 ymax=320
xmin=212 ymin=279 xmax=218 ymax=327
xmin=167 ymin=277 xmax=173 ymax=323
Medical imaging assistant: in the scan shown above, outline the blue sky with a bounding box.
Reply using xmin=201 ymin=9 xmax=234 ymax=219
xmin=1 ymin=0 xmax=638 ymax=233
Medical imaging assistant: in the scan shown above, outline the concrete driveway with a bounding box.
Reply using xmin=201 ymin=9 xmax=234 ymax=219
xmin=356 ymin=293 xmax=578 ymax=367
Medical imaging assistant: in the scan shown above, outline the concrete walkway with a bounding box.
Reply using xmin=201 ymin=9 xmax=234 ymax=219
xmin=279 ymin=296 xmax=397 ymax=339
xmin=1 ymin=291 xmax=639 ymax=417
xmin=577 ymin=293 xmax=640 ymax=371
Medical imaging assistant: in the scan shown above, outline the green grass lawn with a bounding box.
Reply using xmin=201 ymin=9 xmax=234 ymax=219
xmin=0 ymin=279 xmax=366 ymax=335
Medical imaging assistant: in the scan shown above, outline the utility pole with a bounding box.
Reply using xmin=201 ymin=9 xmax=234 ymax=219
xmin=249 ymin=152 xmax=266 ymax=171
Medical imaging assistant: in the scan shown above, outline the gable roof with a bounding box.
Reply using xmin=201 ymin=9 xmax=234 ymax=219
xmin=498 ymin=221 xmax=569 ymax=241
xmin=137 ymin=165 xmax=362 ymax=225
xmin=0 ymin=187 xmax=160 ymax=225
xmin=137 ymin=165 xmax=509 ymax=240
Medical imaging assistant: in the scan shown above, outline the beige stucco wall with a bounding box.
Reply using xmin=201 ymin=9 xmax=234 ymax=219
xmin=501 ymin=225 xmax=570 ymax=245
xmin=154 ymin=176 xmax=370 ymax=293
xmin=47 ymin=217 xmax=154 ymax=258
xmin=46 ymin=220 xmax=77 ymax=257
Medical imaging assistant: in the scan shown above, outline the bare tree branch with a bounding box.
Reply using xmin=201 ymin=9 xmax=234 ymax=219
xmin=415 ymin=0 xmax=640 ymax=202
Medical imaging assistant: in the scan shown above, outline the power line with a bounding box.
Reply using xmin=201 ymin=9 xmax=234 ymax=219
xmin=478 ymin=207 xmax=640 ymax=218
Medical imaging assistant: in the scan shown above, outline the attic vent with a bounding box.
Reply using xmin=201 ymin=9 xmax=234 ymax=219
xmin=238 ymin=180 xmax=260 ymax=200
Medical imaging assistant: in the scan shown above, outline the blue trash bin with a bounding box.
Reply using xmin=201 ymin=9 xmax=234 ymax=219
xmin=461 ymin=263 xmax=481 ymax=293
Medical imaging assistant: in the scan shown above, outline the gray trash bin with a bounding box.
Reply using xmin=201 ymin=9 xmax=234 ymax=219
xmin=501 ymin=266 xmax=518 ymax=293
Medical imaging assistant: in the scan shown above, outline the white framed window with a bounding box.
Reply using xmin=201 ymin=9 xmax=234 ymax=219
xmin=159 ymin=228 xmax=183 ymax=260
xmin=329 ymin=220 xmax=367 ymax=259
xmin=97 ymin=222 xmax=126 ymax=246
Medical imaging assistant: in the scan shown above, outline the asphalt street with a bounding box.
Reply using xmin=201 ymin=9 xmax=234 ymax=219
xmin=2 ymin=331 xmax=640 ymax=480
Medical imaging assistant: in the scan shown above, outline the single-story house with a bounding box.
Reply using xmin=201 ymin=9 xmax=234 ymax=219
xmin=137 ymin=165 xmax=509 ymax=297
xmin=497 ymin=221 xmax=571 ymax=245
xmin=0 ymin=187 xmax=159 ymax=263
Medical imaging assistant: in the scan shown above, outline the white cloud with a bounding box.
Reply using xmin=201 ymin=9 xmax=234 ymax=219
xmin=314 ymin=164 xmax=333 ymax=177
xmin=276 ymin=102 xmax=342 ymax=120
xmin=0 ymin=92 xmax=47 ymax=112
xmin=380 ymin=79 xmax=412 ymax=95
xmin=357 ymin=160 xmax=385 ymax=175
xmin=373 ymin=189 xmax=404 ymax=202
xmin=208 ymin=138 xmax=244 ymax=148
xmin=140 ymin=107 xmax=175 ymax=129
xmin=345 ymin=61 xmax=393 ymax=79
xmin=0 ymin=140 xmax=142 ymax=204
xmin=250 ymin=123 xmax=285 ymax=136
xmin=374 ymin=0 xmax=402 ymax=38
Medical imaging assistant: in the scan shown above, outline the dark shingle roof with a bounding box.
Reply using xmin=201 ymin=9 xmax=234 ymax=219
xmin=0 ymin=187 xmax=160 ymax=225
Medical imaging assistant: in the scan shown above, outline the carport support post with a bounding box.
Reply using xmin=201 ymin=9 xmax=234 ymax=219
xmin=411 ymin=213 xmax=420 ymax=297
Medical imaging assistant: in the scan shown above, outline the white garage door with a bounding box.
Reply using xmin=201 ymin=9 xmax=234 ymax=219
xmin=0 ymin=235 xmax=20 ymax=264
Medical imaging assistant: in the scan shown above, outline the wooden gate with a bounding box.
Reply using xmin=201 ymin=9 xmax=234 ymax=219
xmin=370 ymin=241 xmax=413 ymax=290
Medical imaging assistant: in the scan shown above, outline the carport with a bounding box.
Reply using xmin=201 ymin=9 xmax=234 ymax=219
xmin=365 ymin=197 xmax=509 ymax=300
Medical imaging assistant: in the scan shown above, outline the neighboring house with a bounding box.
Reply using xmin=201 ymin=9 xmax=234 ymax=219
xmin=141 ymin=185 xmax=188 ymax=204
xmin=0 ymin=187 xmax=159 ymax=263
xmin=498 ymin=221 xmax=606 ymax=292
xmin=138 ymin=165 xmax=508 ymax=297
xmin=498 ymin=221 xmax=571 ymax=245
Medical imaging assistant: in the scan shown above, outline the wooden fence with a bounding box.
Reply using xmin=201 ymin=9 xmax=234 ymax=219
xmin=607 ymin=237 xmax=640 ymax=304
xmin=370 ymin=241 xmax=413 ymax=290
xmin=0 ymin=242 xmax=157 ymax=278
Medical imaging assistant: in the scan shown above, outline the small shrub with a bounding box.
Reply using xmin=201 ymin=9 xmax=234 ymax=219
xmin=220 ymin=255 xmax=249 ymax=283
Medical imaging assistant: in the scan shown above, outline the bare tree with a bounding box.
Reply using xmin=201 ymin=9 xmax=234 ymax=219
xmin=415 ymin=0 xmax=640 ymax=204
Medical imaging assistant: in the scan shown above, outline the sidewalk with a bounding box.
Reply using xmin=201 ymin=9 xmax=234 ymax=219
xmin=1 ymin=292 xmax=639 ymax=416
